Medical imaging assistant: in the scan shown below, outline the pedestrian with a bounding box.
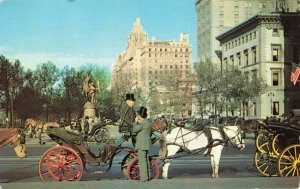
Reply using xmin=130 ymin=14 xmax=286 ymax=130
xmin=119 ymin=93 xmax=136 ymax=144
xmin=132 ymin=106 xmax=152 ymax=182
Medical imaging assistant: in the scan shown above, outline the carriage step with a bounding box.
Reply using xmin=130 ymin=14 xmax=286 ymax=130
xmin=92 ymin=170 xmax=104 ymax=174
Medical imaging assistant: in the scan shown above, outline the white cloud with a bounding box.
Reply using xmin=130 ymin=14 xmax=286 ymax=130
xmin=8 ymin=52 xmax=115 ymax=71
xmin=0 ymin=0 xmax=6 ymax=5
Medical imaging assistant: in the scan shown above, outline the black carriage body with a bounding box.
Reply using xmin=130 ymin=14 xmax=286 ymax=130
xmin=266 ymin=122 xmax=299 ymax=140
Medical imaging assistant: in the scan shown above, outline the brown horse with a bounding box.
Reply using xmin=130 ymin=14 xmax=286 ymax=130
xmin=25 ymin=118 xmax=60 ymax=144
xmin=0 ymin=128 xmax=27 ymax=158
xmin=152 ymin=120 xmax=168 ymax=133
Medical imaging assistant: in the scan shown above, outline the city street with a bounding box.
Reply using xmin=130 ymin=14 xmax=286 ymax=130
xmin=0 ymin=127 xmax=299 ymax=189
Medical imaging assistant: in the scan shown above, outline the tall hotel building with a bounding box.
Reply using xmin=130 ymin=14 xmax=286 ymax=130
xmin=112 ymin=18 xmax=193 ymax=117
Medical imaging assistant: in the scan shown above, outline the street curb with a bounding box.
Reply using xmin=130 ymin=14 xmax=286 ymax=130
xmin=0 ymin=177 xmax=299 ymax=189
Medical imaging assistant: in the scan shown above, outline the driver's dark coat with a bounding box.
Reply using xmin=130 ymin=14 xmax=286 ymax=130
xmin=120 ymin=102 xmax=136 ymax=129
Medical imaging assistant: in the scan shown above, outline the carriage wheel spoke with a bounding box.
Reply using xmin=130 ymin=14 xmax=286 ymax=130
xmin=286 ymin=150 xmax=295 ymax=161
xmin=41 ymin=168 xmax=58 ymax=176
xmin=293 ymin=146 xmax=298 ymax=160
xmin=285 ymin=166 xmax=296 ymax=177
xmin=262 ymin=164 xmax=269 ymax=174
xmin=279 ymin=161 xmax=293 ymax=165
xmin=296 ymin=167 xmax=299 ymax=176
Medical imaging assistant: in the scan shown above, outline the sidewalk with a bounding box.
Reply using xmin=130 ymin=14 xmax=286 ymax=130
xmin=1 ymin=177 xmax=299 ymax=189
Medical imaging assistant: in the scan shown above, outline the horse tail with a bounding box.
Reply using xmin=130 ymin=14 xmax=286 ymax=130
xmin=159 ymin=130 xmax=168 ymax=159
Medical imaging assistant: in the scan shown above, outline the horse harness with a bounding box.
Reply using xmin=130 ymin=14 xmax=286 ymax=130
xmin=165 ymin=126 xmax=243 ymax=158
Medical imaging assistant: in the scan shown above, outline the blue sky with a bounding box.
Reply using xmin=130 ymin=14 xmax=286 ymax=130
xmin=0 ymin=0 xmax=196 ymax=71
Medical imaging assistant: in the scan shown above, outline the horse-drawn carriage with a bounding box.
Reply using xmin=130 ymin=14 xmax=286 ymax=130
xmin=254 ymin=109 xmax=300 ymax=177
xmin=38 ymin=118 xmax=245 ymax=181
xmin=38 ymin=126 xmax=160 ymax=182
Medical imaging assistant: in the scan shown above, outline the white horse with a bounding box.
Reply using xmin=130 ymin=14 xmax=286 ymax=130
xmin=159 ymin=126 xmax=245 ymax=178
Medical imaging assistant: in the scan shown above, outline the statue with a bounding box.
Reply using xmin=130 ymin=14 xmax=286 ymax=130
xmin=82 ymin=75 xmax=100 ymax=103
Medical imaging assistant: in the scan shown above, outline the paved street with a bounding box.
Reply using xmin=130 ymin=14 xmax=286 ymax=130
xmin=0 ymin=126 xmax=299 ymax=189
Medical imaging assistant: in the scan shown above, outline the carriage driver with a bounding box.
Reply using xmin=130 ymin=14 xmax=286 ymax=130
xmin=132 ymin=106 xmax=152 ymax=182
xmin=119 ymin=93 xmax=136 ymax=145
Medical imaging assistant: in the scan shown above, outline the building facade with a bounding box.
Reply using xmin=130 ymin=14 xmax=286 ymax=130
xmin=216 ymin=13 xmax=300 ymax=119
xmin=195 ymin=0 xmax=300 ymax=64
xmin=112 ymin=18 xmax=193 ymax=117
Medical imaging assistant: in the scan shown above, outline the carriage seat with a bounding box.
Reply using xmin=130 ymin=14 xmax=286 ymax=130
xmin=46 ymin=127 xmax=84 ymax=145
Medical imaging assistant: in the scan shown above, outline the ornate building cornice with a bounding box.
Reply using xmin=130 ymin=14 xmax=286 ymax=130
xmin=216 ymin=13 xmax=281 ymax=43
xmin=216 ymin=13 xmax=300 ymax=44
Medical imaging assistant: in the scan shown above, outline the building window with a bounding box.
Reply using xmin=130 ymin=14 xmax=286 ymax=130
xmin=272 ymin=72 xmax=279 ymax=86
xmin=252 ymin=46 xmax=256 ymax=64
xmin=230 ymin=55 xmax=234 ymax=65
xmin=253 ymin=102 xmax=257 ymax=116
xmin=272 ymin=46 xmax=280 ymax=61
xmin=244 ymin=50 xmax=249 ymax=66
xmin=237 ymin=53 xmax=241 ymax=66
xmin=272 ymin=101 xmax=279 ymax=115
xmin=273 ymin=28 xmax=279 ymax=36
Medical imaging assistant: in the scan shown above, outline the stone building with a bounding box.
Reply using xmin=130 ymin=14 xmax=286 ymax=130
xmin=112 ymin=18 xmax=193 ymax=117
xmin=195 ymin=0 xmax=300 ymax=64
xmin=216 ymin=13 xmax=300 ymax=119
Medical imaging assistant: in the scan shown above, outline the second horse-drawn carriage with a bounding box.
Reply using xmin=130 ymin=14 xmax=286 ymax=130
xmin=254 ymin=109 xmax=300 ymax=177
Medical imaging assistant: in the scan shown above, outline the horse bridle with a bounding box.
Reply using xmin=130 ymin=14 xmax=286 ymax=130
xmin=222 ymin=127 xmax=244 ymax=149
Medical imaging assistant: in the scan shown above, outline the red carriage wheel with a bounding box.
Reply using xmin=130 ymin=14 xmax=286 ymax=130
xmin=121 ymin=153 xmax=137 ymax=178
xmin=39 ymin=146 xmax=83 ymax=182
xmin=127 ymin=157 xmax=160 ymax=180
